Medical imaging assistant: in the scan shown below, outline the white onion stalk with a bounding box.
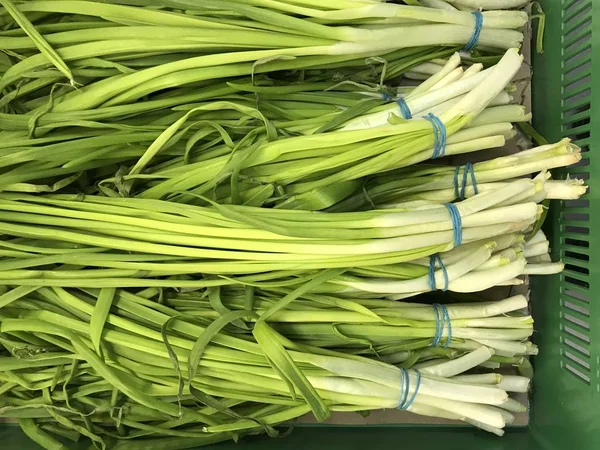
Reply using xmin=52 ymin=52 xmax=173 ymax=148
xmin=411 ymin=52 xmax=462 ymax=96
xmin=421 ymin=0 xmax=459 ymax=11
xmin=407 ymin=62 xmax=446 ymax=76
xmin=427 ymin=91 xmax=513 ymax=117
xmin=523 ymin=241 xmax=550 ymax=258
xmin=472 ymin=338 xmax=538 ymax=356
xmin=449 ymin=0 xmax=529 ymax=10
xmin=408 ymin=403 xmax=465 ymax=422
xmin=467 ymin=105 xmax=532 ymax=127
xmin=335 ymin=243 xmax=494 ymax=294
xmin=462 ymin=63 xmax=484 ymax=78
xmin=430 ymin=67 xmax=465 ymax=90
xmin=447 ymin=256 xmax=527 ymax=292
xmin=492 ymin=407 xmax=517 ymax=425
xmin=527 ymin=230 xmax=548 ymax=245
xmin=419 ymin=347 xmax=496 ymax=377
xmin=524 ymin=262 xmax=565 ymax=275
xmin=452 ymin=373 xmax=531 ymax=393
xmin=473 ymin=249 xmax=515 ymax=271
xmin=410 ymin=233 xmax=523 ymax=266
xmin=453 ymin=374 xmax=503 ymax=384
xmin=527 ymin=254 xmax=552 ymax=264
xmin=416 ymin=395 xmax=506 ymax=429
xmin=450 ymin=339 xmax=537 ymax=357
xmin=499 ymin=398 xmax=528 ymax=413
xmin=496 ymin=278 xmax=525 ymax=286
xmin=404 ymin=71 xmax=430 ymax=81
xmin=497 ymin=375 xmax=531 ymax=393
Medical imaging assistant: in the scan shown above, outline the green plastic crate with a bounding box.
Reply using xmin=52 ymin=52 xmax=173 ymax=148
xmin=1 ymin=0 xmax=598 ymax=448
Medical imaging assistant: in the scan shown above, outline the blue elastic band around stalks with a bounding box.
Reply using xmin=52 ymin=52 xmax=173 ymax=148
xmin=463 ymin=11 xmax=483 ymax=51
xmin=397 ymin=97 xmax=412 ymax=119
xmin=453 ymin=162 xmax=479 ymax=200
xmin=442 ymin=304 xmax=452 ymax=348
xmin=381 ymin=92 xmax=394 ymax=101
xmin=425 ymin=113 xmax=446 ymax=159
xmin=432 ymin=303 xmax=453 ymax=348
xmin=397 ymin=368 xmax=421 ymax=410
xmin=444 ymin=203 xmax=463 ymax=246
xmin=428 ymin=254 xmax=449 ymax=292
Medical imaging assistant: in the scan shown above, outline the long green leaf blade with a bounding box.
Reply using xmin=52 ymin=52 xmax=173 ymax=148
xmin=1 ymin=0 xmax=74 ymax=85
xmin=89 ymin=287 xmax=116 ymax=355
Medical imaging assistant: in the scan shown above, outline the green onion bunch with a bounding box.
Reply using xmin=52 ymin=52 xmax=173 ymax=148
xmin=331 ymin=139 xmax=583 ymax=211
xmin=0 ymin=285 xmax=529 ymax=448
xmin=0 ymin=175 xmax=556 ymax=287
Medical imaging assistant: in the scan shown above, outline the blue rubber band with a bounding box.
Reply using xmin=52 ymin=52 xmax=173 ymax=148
xmin=454 ymin=162 xmax=479 ymax=200
xmin=432 ymin=303 xmax=443 ymax=347
xmin=397 ymin=97 xmax=412 ymax=119
xmin=453 ymin=166 xmax=460 ymax=200
xmin=397 ymin=368 xmax=410 ymax=409
xmin=424 ymin=113 xmax=446 ymax=159
xmin=404 ymin=369 xmax=421 ymax=409
xmin=381 ymin=92 xmax=394 ymax=101
xmin=463 ymin=11 xmax=483 ymax=52
xmin=444 ymin=203 xmax=463 ymax=247
xmin=432 ymin=304 xmax=453 ymax=348
xmin=461 ymin=162 xmax=478 ymax=199
xmin=428 ymin=254 xmax=449 ymax=292
xmin=397 ymin=369 xmax=421 ymax=410
xmin=442 ymin=304 xmax=453 ymax=348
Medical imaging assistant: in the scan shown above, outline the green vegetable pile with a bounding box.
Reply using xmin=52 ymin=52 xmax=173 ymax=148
xmin=0 ymin=1 xmax=578 ymax=449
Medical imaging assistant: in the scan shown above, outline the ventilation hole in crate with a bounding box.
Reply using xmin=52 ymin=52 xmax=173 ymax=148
xmin=564 ymin=275 xmax=589 ymax=289
xmin=564 ymin=74 xmax=591 ymax=93
xmin=564 ymin=225 xmax=589 ymax=235
xmin=564 ymin=2 xmax=592 ymax=27
xmin=564 ymin=199 xmax=590 ymax=208
xmin=565 ymin=237 xmax=589 ymax=249
xmin=564 ymin=300 xmax=590 ymax=315
xmin=564 ymin=88 xmax=591 ymax=106
xmin=564 ymin=0 xmax=591 ymax=17
xmin=564 ymin=251 xmax=589 ymax=264
xmin=565 ymin=265 xmax=589 ymax=277
xmin=564 ymin=350 xmax=591 ymax=369
xmin=564 ymin=116 xmax=590 ymax=132
xmin=564 ymin=364 xmax=591 ymax=384
xmin=564 ymin=325 xmax=591 ymax=343
xmin=564 ymin=288 xmax=590 ymax=303
xmin=563 ymin=23 xmax=592 ymax=49
xmin=566 ymin=131 xmax=591 ymax=143
xmin=564 ymin=313 xmax=590 ymax=330
xmin=563 ymin=337 xmax=591 ymax=356
xmin=562 ymin=212 xmax=589 ymax=221
xmin=564 ymin=60 xmax=591 ymax=83
xmin=565 ymin=47 xmax=591 ymax=69
xmin=563 ymin=102 xmax=590 ymax=118
xmin=565 ymin=32 xmax=592 ymax=55
xmin=565 ymin=250 xmax=589 ymax=262
xmin=563 ymin=0 xmax=582 ymax=10
xmin=564 ymin=0 xmax=589 ymax=13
